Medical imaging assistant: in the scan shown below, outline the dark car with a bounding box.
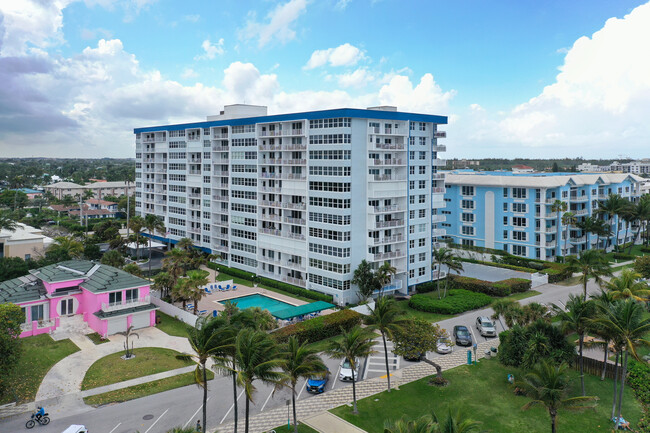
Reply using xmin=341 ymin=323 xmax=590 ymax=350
xmin=453 ymin=325 xmax=472 ymax=346
xmin=306 ymin=370 xmax=330 ymax=393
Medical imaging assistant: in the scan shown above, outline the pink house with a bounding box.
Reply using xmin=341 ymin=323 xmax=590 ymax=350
xmin=0 ymin=260 xmax=157 ymax=338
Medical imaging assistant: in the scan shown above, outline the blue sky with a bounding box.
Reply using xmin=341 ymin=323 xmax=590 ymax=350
xmin=1 ymin=0 xmax=649 ymax=158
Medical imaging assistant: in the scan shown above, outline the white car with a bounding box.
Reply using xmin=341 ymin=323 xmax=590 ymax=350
xmin=436 ymin=338 xmax=453 ymax=354
xmin=339 ymin=358 xmax=360 ymax=381
xmin=62 ymin=426 xmax=89 ymax=433
xmin=476 ymin=316 xmax=497 ymax=337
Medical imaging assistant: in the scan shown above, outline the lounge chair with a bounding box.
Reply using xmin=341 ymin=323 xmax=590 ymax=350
xmin=232 ymin=285 xmax=237 ymax=291
xmin=199 ymin=310 xmax=207 ymax=316
xmin=204 ymin=287 xmax=211 ymax=294
xmin=225 ymin=284 xmax=231 ymax=291
xmin=218 ymin=285 xmax=224 ymax=291
xmin=186 ymin=304 xmax=194 ymax=311
xmin=212 ymin=310 xmax=218 ymax=317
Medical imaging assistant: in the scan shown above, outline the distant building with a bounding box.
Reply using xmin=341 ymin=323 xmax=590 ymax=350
xmin=576 ymin=163 xmax=601 ymax=172
xmin=11 ymin=188 xmax=44 ymax=200
xmin=43 ymin=181 xmax=135 ymax=200
xmin=512 ymin=165 xmax=535 ymax=173
xmin=50 ymin=199 xmax=119 ymax=220
xmin=450 ymin=159 xmax=480 ymax=169
xmin=0 ymin=223 xmax=52 ymax=260
xmin=443 ymin=171 xmax=642 ymax=260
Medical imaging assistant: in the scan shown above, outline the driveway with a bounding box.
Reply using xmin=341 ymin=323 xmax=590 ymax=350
xmin=456 ymin=262 xmax=530 ymax=282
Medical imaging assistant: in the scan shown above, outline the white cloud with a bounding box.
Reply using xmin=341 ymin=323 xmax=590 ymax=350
xmin=184 ymin=14 xmax=200 ymax=22
xmin=181 ymin=68 xmax=198 ymax=79
xmin=378 ymin=73 xmax=455 ymax=114
xmin=465 ymin=1 xmax=650 ymax=157
xmin=337 ymin=68 xmax=373 ymax=88
xmin=194 ymin=38 xmax=225 ymax=60
xmin=335 ymin=0 xmax=351 ymax=10
xmin=241 ymin=0 xmax=307 ymax=48
xmin=304 ymin=43 xmax=364 ymax=69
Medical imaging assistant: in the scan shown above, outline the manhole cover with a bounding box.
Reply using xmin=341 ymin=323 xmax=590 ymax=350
xmin=143 ymin=414 xmax=154 ymax=420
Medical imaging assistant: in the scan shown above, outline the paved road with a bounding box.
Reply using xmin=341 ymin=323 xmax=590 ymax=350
xmin=457 ymin=262 xmax=531 ymax=282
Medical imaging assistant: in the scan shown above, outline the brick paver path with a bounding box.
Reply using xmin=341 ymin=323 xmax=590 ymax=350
xmin=213 ymin=339 xmax=500 ymax=433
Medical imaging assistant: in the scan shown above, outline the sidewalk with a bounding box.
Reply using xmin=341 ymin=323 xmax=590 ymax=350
xmin=303 ymin=412 xmax=368 ymax=433
xmin=213 ymin=339 xmax=499 ymax=433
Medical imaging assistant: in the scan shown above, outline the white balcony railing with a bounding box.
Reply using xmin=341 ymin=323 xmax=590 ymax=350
xmin=101 ymin=296 xmax=151 ymax=313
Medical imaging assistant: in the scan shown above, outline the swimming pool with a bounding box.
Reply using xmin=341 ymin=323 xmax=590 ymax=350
xmin=219 ymin=294 xmax=293 ymax=315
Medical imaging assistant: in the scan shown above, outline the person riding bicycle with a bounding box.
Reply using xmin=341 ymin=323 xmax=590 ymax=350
xmin=35 ymin=406 xmax=45 ymax=420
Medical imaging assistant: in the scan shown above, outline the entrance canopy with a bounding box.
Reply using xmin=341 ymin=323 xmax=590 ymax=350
xmin=272 ymin=301 xmax=334 ymax=320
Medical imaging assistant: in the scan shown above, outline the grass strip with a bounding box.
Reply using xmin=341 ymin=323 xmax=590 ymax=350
xmin=156 ymin=311 xmax=191 ymax=337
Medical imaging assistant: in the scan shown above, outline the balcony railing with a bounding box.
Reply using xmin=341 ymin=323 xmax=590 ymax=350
xmin=570 ymin=195 xmax=589 ymax=202
xmin=283 ymin=217 xmax=306 ymax=225
xmin=372 ymin=204 xmax=404 ymax=213
xmin=102 ymin=296 xmax=151 ymax=313
xmin=283 ymin=143 xmax=307 ymax=150
xmin=212 ymin=145 xmax=229 ymax=151
xmin=261 ymin=186 xmax=282 ymax=193
xmin=373 ymin=250 xmax=404 ymax=261
xmin=432 ymin=187 xmax=446 ymax=194
xmin=431 ymin=173 xmax=445 ymax=180
xmin=212 ymin=133 xmax=228 ymax=139
xmin=372 ymin=235 xmax=404 ymax=245
xmin=370 ymin=159 xmax=404 ymax=166
xmin=374 ymin=143 xmax=405 ymax=150
xmin=282 ymin=276 xmax=306 ymax=287
xmin=431 ymin=144 xmax=447 ymax=152
xmin=283 ymin=202 xmax=306 ymax=210
xmin=434 ymin=131 xmax=447 ymax=138
xmin=262 ymin=214 xmax=282 ymax=222
xmin=260 ymin=228 xmax=281 ymax=237
xmin=285 ymin=232 xmax=306 ymax=241
xmin=375 ymin=219 xmax=405 ymax=228
xmin=368 ymin=174 xmax=407 ymax=182
xmin=259 ymin=144 xmax=283 ymax=151
xmin=431 ymin=214 xmax=445 ymax=223
xmin=260 ymin=200 xmax=282 ymax=208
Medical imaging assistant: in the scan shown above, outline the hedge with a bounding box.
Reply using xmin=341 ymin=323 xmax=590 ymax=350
xmin=539 ymin=265 xmax=573 ymax=283
xmin=447 ymin=274 xmax=531 ymax=297
xmin=640 ymin=246 xmax=650 ymax=254
xmin=445 ymin=242 xmax=508 ymax=257
xmin=206 ymin=262 xmax=333 ymax=303
xmin=459 ymin=257 xmax=537 ymax=273
xmin=408 ymin=289 xmax=492 ymax=315
xmin=271 ymin=309 xmax=362 ymax=344
xmin=612 ymin=252 xmax=635 ymax=261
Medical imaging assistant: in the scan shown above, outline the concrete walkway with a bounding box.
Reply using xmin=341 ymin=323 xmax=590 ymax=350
xmin=304 ymin=412 xmax=368 ymax=433
xmin=213 ymin=340 xmax=499 ymax=433
xmin=79 ymin=365 xmax=196 ymax=398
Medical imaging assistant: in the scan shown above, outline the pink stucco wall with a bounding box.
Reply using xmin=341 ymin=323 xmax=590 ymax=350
xmin=42 ymin=279 xmax=85 ymax=295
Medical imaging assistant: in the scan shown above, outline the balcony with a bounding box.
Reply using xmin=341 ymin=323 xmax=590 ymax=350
xmin=213 ymin=195 xmax=229 ymax=201
xmin=212 ymin=220 xmax=229 ymax=227
xmin=432 ymin=187 xmax=446 ymax=194
xmin=259 ymin=144 xmax=283 ymax=151
xmin=371 ymin=204 xmax=404 ymax=213
xmin=283 ymin=143 xmax=307 ymax=151
xmin=535 ymin=226 xmax=554 ymax=233
xmin=188 ymin=170 xmax=201 ymax=175
xmin=260 ymin=173 xmax=280 ymax=179
xmin=188 ymin=203 xmax=200 ymax=210
xmin=260 ymin=228 xmax=281 ymax=237
xmin=283 ymin=173 xmax=307 ymax=180
xmin=431 ymin=158 xmax=447 ymax=166
xmin=375 ymin=219 xmax=405 ymax=229
xmin=213 ymin=171 xmax=230 ymax=177
xmin=212 ymin=232 xmax=229 ymax=239
xmin=546 ymin=212 xmax=558 ymax=219
xmin=372 ymin=235 xmax=404 ymax=245
xmin=431 ymin=214 xmax=445 ymax=223
xmin=262 ymin=214 xmax=282 ymax=222
xmin=285 ymin=232 xmax=306 ymax=241
xmin=545 ymin=198 xmax=561 ymax=204
xmin=283 ymin=202 xmax=306 ymax=210
xmin=431 ymin=270 xmax=447 ymax=280
xmin=188 ymin=226 xmax=201 ymax=234
xmin=261 ymin=186 xmax=282 ymax=193
xmin=368 ymin=174 xmax=407 ymax=182
xmin=213 ymin=133 xmax=228 ymax=139
xmin=189 ymin=192 xmax=200 ymax=198
xmin=433 ymin=131 xmax=446 ymax=138
xmin=212 ymin=145 xmax=229 ymax=152
xmin=283 ymin=216 xmax=306 ymax=225
xmin=431 ymin=145 xmax=447 ymax=152
xmin=284 ymin=159 xmax=306 ymax=165
xmin=570 ymin=195 xmax=589 ymax=202
xmin=373 ymin=250 xmax=405 ymax=261
xmin=259 ymin=130 xmax=283 ymax=138
xmin=102 ymin=296 xmax=151 ymax=313
xmin=260 ymin=200 xmax=282 ymax=208
xmin=431 ymin=173 xmax=445 ymax=180
xmin=374 ymin=143 xmax=405 ymax=150
xmin=432 ymin=228 xmax=446 ymax=237
xmin=370 ymin=159 xmax=405 ymax=166
xmin=570 ymin=236 xmax=587 ymax=243
xmin=282 ymin=276 xmax=306 ymax=287
xmin=212 ymin=244 xmax=229 ymax=252
xmin=574 ymin=209 xmax=589 ymax=216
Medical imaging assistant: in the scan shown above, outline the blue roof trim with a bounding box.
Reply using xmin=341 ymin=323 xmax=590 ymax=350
xmin=133 ymin=108 xmax=447 ymax=133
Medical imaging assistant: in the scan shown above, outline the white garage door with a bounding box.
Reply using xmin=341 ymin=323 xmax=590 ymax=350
xmin=107 ymin=317 xmax=127 ymax=335
xmin=131 ymin=312 xmax=151 ymax=329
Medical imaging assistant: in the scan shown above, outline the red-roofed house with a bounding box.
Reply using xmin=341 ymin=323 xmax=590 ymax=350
xmin=512 ymin=164 xmax=535 ymax=173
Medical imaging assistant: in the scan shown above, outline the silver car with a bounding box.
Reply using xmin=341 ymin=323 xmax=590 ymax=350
xmin=476 ymin=316 xmax=497 ymax=337
xmin=436 ymin=338 xmax=453 ymax=354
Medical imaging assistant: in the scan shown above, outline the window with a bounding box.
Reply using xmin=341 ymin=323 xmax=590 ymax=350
xmin=512 ymin=231 xmax=527 ymax=241
xmin=503 ymin=216 xmax=509 ymax=225
xmin=503 ymin=188 xmax=508 ymax=198
xmin=309 ymin=118 xmax=351 ymax=129
xmin=419 ymin=252 xmax=426 ymax=262
xmin=461 ymin=213 xmax=474 ymax=223
xmin=462 ymin=239 xmax=474 ymax=247
xmin=31 ymin=304 xmax=44 ymax=321
xmin=461 ymin=186 xmax=474 ymax=196
xmin=461 ymin=200 xmax=474 ymax=209
xmin=512 ymin=245 xmax=527 ymax=256
xmin=418 ymin=267 xmax=426 ymax=276
xmin=512 ymin=203 xmax=527 ymax=213
xmin=419 ymin=209 xmax=426 ymax=218
xmin=125 ymin=289 xmax=139 ymax=302
xmin=419 ymin=194 xmax=426 ymax=204
xmin=512 ymin=217 xmax=527 ymax=227
xmin=309 ymin=134 xmax=351 ymax=144
xmin=109 ymin=292 xmax=122 ymax=305
xmin=461 ymin=226 xmax=474 ymax=236
xmin=419 ymin=180 xmax=426 ymax=189
xmin=418 ymin=238 xmax=426 ymax=247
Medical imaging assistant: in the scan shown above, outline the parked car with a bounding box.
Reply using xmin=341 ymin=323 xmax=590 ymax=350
xmin=436 ymin=338 xmax=453 ymax=354
xmin=476 ymin=316 xmax=497 ymax=337
xmin=62 ymin=426 xmax=89 ymax=433
xmin=339 ymin=358 xmax=360 ymax=381
xmin=453 ymin=325 xmax=472 ymax=346
xmin=306 ymin=370 xmax=330 ymax=393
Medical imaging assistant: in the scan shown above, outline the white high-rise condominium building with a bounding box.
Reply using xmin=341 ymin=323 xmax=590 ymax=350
xmin=134 ymin=105 xmax=447 ymax=305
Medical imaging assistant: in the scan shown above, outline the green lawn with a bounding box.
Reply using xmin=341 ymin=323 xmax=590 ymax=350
xmin=81 ymin=347 xmax=194 ymax=390
xmin=270 ymin=424 xmax=319 ymax=433
xmin=156 ymin=311 xmax=191 ymax=337
xmin=556 ymin=276 xmax=582 ymax=286
xmin=331 ymin=358 xmax=642 ymax=433
xmin=0 ymin=334 xmax=80 ymax=404
xmin=86 ymin=332 xmax=109 ymax=345
xmin=498 ymin=290 xmax=541 ymax=302
xmin=83 ymin=369 xmax=215 ymax=406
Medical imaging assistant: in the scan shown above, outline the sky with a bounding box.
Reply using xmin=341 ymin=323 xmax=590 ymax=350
xmin=1 ymin=0 xmax=649 ymax=159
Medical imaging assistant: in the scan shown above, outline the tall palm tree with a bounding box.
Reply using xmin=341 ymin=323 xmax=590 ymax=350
xmin=552 ymin=294 xmax=595 ymax=396
xmin=490 ymin=298 xmax=518 ymax=330
xmin=597 ymin=194 xmax=628 ymax=251
xmin=163 ymin=247 xmax=189 ymax=285
xmin=177 ymin=316 xmax=232 ymax=433
xmin=326 ymin=326 xmax=377 ymax=414
xmin=431 ymin=247 xmax=451 ymax=299
xmin=377 ymin=261 xmax=397 ymax=296
xmin=518 ymin=360 xmax=598 ymax=433
xmin=561 ymin=211 xmax=577 ymax=257
xmin=592 ymin=219 xmax=611 ymax=251
xmin=550 ymin=199 xmax=568 ymax=259
xmin=177 ymin=270 xmax=209 ymax=315
xmin=234 ymin=328 xmax=286 ymax=433
xmin=0 ymin=215 xmax=17 ymax=232
xmin=565 ymin=249 xmax=612 ymax=300
xmin=49 ymin=236 xmax=84 ymax=259
xmin=576 ymin=217 xmax=596 ymax=251
xmin=128 ymin=215 xmax=145 ymax=259
xmin=144 ymin=214 xmax=166 ymax=277
xmin=432 ymin=248 xmax=464 ymax=299
xmin=591 ymin=299 xmax=650 ymax=423
xmin=177 ymin=237 xmax=195 ymax=251
xmin=605 ymin=268 xmax=650 ymax=302
xmin=365 ymin=296 xmax=407 ymax=392
xmin=627 ymin=198 xmax=650 ymax=254
xmin=280 ymin=336 xmax=326 ymax=433
xmin=589 ymin=290 xmax=616 ymax=381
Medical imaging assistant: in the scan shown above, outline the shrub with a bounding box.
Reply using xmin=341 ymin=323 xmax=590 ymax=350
xmin=613 ymin=252 xmax=635 ymax=261
xmin=640 ymin=246 xmax=650 ymax=254
xmin=448 ymin=275 xmax=510 ymax=297
xmin=500 ymin=278 xmax=532 ymax=293
xmin=408 ymin=289 xmax=492 ymax=315
xmin=540 ymin=264 xmax=573 ymax=283
xmin=628 ymin=360 xmax=650 ymax=406
xmin=498 ymin=321 xmax=574 ymax=368
xmin=271 ymin=309 xmax=362 ymax=344
xmin=207 ymin=263 xmax=333 ymax=303
xmin=415 ymin=280 xmax=438 ymax=293
xmin=634 ymin=256 xmax=650 ymax=279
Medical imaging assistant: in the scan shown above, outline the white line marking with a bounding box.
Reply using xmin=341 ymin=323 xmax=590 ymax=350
xmin=183 ymin=397 xmax=211 ymax=428
xmin=260 ymin=388 xmax=275 ymax=412
xmin=144 ymin=408 xmax=169 ymax=433
xmin=331 ymin=364 xmax=341 ymax=390
xmin=469 ymin=325 xmax=477 ymax=345
xmin=296 ymin=378 xmax=306 ymax=400
xmin=108 ymin=423 xmax=121 ymax=433
xmin=220 ymin=390 xmax=245 ymax=424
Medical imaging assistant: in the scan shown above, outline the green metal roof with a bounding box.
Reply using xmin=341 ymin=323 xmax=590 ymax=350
xmin=80 ymin=264 xmax=149 ymax=293
xmin=0 ymin=275 xmax=46 ymax=304
xmin=93 ymin=303 xmax=157 ymax=319
xmin=272 ymin=301 xmax=335 ymax=320
xmin=32 ymin=260 xmax=94 ymax=283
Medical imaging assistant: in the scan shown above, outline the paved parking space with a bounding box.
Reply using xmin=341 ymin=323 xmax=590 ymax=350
xmin=458 ymin=262 xmax=530 ymax=282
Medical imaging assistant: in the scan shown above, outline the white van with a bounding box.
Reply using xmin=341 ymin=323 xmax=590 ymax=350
xmin=62 ymin=425 xmax=88 ymax=433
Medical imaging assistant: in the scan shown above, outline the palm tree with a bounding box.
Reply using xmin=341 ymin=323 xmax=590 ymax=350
xmin=177 ymin=237 xmax=195 ymax=251
xmin=207 ymin=252 xmax=221 ymax=282
xmin=519 ymin=302 xmax=550 ymax=326
xmin=384 ymin=408 xmax=482 ymax=433
xmin=49 ymin=236 xmax=84 ymax=259
xmin=589 ymin=290 xmax=616 ymax=381
xmin=518 ymin=360 xmax=598 ymax=433
xmin=552 ymin=294 xmax=595 ymax=396
xmin=365 ymin=296 xmax=406 ymax=392
xmin=591 ymin=299 xmax=650 ymax=423
xmin=565 ymin=249 xmax=612 ymax=300
xmin=597 ymin=194 xmax=628 ymax=251
xmin=592 ymin=219 xmax=611 ymax=251
xmin=128 ymin=215 xmax=145 ymax=259
xmin=550 ymin=200 xmax=568 ymax=258
xmin=326 ymin=326 xmax=377 ymax=414
xmin=234 ymin=328 xmax=285 ymax=433
xmin=144 ymin=214 xmax=165 ymax=277
xmin=432 ymin=248 xmax=464 ymax=299
xmin=490 ymin=298 xmax=517 ymax=330
xmin=116 ymin=325 xmax=139 ymax=358
xmin=576 ymin=217 xmax=596 ymax=251
xmin=351 ymin=259 xmax=381 ymax=301
xmin=238 ymin=307 xmax=277 ymax=331
xmin=627 ymin=198 xmax=650 ymax=254
xmin=163 ymin=247 xmax=190 ymax=284
xmin=0 ymin=215 xmax=17 ymax=232
xmin=561 ymin=211 xmax=576 ymax=257
xmin=122 ymin=263 xmax=143 ymax=277
xmin=376 ymin=261 xmax=397 ymax=296
xmin=177 ymin=270 xmax=209 ymax=315
xmin=605 ymin=268 xmax=650 ymax=302
xmin=280 ymin=336 xmax=326 ymax=433
xmin=177 ymin=316 xmax=232 ymax=433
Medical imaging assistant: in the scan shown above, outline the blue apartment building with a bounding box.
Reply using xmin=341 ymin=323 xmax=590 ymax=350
xmin=443 ymin=171 xmax=643 ymax=260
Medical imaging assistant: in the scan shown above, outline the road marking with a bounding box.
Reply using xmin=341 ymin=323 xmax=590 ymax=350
xmin=331 ymin=364 xmax=341 ymax=390
xmin=183 ymin=397 xmax=211 ymax=428
xmin=108 ymin=423 xmax=121 ymax=433
xmin=260 ymin=388 xmax=275 ymax=412
xmin=220 ymin=390 xmax=245 ymax=424
xmin=296 ymin=378 xmax=306 ymax=400
xmin=144 ymin=408 xmax=169 ymax=433
xmin=469 ymin=325 xmax=478 ymax=346
xmin=556 ymin=300 xmax=566 ymax=310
